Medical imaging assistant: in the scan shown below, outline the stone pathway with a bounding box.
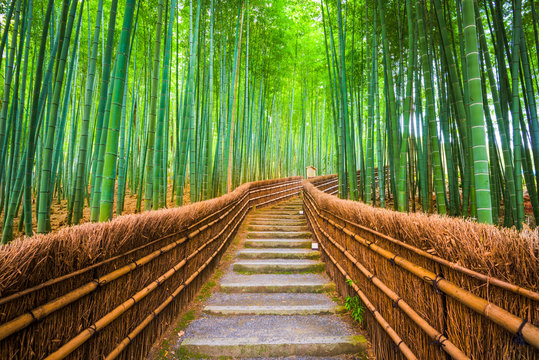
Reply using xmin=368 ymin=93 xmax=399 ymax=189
xmin=176 ymin=197 xmax=367 ymax=359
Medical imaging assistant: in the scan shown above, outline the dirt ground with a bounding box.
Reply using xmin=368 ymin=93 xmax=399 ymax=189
xmin=10 ymin=181 xmax=191 ymax=241
xmin=10 ymin=180 xmax=535 ymax=242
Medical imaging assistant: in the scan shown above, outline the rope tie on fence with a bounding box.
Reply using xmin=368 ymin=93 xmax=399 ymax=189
xmin=424 ymin=274 xmax=444 ymax=294
xmin=87 ymin=324 xmax=98 ymax=336
xmin=366 ymin=240 xmax=374 ymax=248
xmin=393 ymin=297 xmax=402 ymax=308
xmin=430 ymin=334 xmax=447 ymax=348
xmin=393 ymin=340 xmax=404 ymax=353
xmin=513 ymin=319 xmax=528 ymax=345
xmin=368 ymin=274 xmax=376 ymax=282
xmin=93 ymin=278 xmax=106 ymax=288
xmin=389 ymin=254 xmax=399 ymax=265
xmin=132 ymin=259 xmax=141 ymax=269
xmin=27 ymin=310 xmax=38 ymax=321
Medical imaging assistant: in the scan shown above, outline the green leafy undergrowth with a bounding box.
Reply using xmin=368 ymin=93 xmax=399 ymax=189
xmin=345 ymin=279 xmax=365 ymax=325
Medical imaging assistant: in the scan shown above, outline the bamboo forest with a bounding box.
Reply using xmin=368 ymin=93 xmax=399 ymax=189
xmin=1 ymin=0 xmax=539 ymax=241
xmin=0 ymin=0 xmax=538 ymax=359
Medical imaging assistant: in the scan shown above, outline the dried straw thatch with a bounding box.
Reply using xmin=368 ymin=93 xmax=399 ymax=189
xmin=304 ymin=178 xmax=538 ymax=290
xmin=303 ymin=177 xmax=538 ymax=360
xmin=0 ymin=177 xmax=301 ymax=359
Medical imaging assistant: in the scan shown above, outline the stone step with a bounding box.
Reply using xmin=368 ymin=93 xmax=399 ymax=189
xmin=248 ymin=219 xmax=307 ymax=226
xmin=270 ymin=206 xmax=303 ymax=210
xmin=248 ymin=224 xmax=309 ymax=232
xmin=233 ymin=259 xmax=325 ymax=274
xmin=256 ymin=210 xmax=304 ymax=216
xmin=203 ymin=293 xmax=345 ymax=315
xmin=238 ymin=248 xmax=319 ymax=260
xmin=250 ymin=214 xmax=304 ymax=219
xmin=204 ymin=305 xmax=342 ymax=316
xmin=179 ymin=315 xmax=367 ymax=358
xmin=249 ymin=217 xmax=305 ymax=223
xmin=247 ymin=231 xmax=312 ymax=239
xmin=244 ymin=239 xmax=312 ymax=249
xmin=220 ymin=273 xmax=335 ymax=293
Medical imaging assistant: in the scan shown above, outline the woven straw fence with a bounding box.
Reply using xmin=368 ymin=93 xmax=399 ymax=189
xmin=0 ymin=177 xmax=301 ymax=360
xmin=303 ymin=175 xmax=538 ymax=360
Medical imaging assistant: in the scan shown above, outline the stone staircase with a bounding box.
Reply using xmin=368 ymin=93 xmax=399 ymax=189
xmin=179 ymin=197 xmax=367 ymax=358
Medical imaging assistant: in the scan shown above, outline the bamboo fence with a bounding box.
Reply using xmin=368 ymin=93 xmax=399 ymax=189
xmin=0 ymin=177 xmax=301 ymax=359
xmin=303 ymin=176 xmax=538 ymax=360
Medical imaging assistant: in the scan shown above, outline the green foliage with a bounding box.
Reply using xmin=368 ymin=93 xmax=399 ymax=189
xmin=1 ymin=0 xmax=539 ymax=243
xmin=345 ymin=279 xmax=365 ymax=325
xmin=345 ymin=295 xmax=365 ymax=325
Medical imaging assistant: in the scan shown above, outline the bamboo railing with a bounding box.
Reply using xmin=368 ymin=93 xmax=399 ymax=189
xmin=303 ymin=176 xmax=538 ymax=360
xmin=0 ymin=177 xmax=301 ymax=359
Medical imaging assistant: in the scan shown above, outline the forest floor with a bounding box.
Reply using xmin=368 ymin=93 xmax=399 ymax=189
xmin=10 ymin=181 xmax=191 ymax=241
xmin=10 ymin=182 xmax=535 ymax=242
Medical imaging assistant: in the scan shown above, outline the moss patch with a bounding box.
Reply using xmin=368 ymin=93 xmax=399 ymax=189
xmin=196 ymin=269 xmax=223 ymax=302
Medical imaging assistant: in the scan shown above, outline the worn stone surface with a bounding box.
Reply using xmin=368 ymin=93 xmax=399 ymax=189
xmin=173 ymin=197 xmax=368 ymax=359
xmin=220 ymin=273 xmax=335 ymax=293
xmin=237 ymin=248 xmax=319 ymax=260
xmin=247 ymin=231 xmax=312 ymax=239
xmin=248 ymin=219 xmax=307 ymax=226
xmin=233 ymin=259 xmax=325 ymax=273
xmin=245 ymin=239 xmax=312 ymax=248
xmin=180 ymin=315 xmax=366 ymax=357
xmin=249 ymin=214 xmax=305 ymax=220
xmin=248 ymin=224 xmax=309 ymax=232
xmin=203 ymin=293 xmax=345 ymax=315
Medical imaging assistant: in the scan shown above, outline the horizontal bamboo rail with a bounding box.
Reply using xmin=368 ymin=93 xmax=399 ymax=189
xmin=324 ymin=208 xmax=539 ymax=302
xmin=302 ymin=180 xmax=539 ymax=357
xmin=304 ymin=193 xmax=469 ymax=360
xmin=0 ymin=190 xmax=246 ymax=305
xmin=310 ymin=175 xmax=539 ymax=301
xmin=0 ymin=191 xmax=250 ymax=341
xmin=0 ymin=176 xmax=302 ymax=359
xmin=303 ymin=198 xmax=418 ymax=360
xmin=45 ymin=193 xmax=251 ymax=360
xmin=103 ymin=199 xmax=250 ymax=360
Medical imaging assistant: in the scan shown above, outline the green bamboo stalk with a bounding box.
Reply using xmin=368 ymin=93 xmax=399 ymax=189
xmin=396 ymin=0 xmax=415 ymax=213
xmin=89 ymin=0 xmax=118 ymax=221
xmin=98 ymin=0 xmax=137 ymax=221
xmin=462 ymin=0 xmax=492 ymax=224
xmin=146 ymin=0 xmax=164 ymax=211
xmin=416 ymin=0 xmax=446 ymax=214
xmin=153 ymin=0 xmax=175 ymax=209
xmin=37 ymin=0 xmax=79 ymax=233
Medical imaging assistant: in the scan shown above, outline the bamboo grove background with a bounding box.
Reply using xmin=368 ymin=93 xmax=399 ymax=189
xmin=323 ymin=0 xmax=539 ymax=230
xmin=0 ymin=0 xmax=335 ymax=244
xmin=0 ymin=0 xmax=539 ymax=245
